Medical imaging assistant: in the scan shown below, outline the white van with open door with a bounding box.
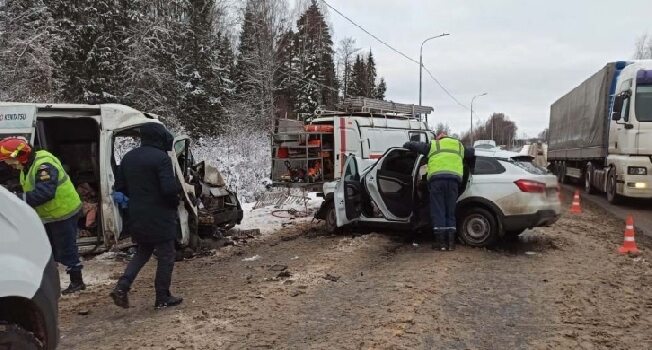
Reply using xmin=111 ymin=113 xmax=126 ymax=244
xmin=271 ymin=97 xmax=435 ymax=194
xmin=0 ymin=103 xmax=242 ymax=252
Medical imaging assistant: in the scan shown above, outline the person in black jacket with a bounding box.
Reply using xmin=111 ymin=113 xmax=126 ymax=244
xmin=110 ymin=123 xmax=183 ymax=309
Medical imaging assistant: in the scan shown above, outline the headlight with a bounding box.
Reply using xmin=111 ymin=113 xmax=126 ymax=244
xmin=627 ymin=166 xmax=647 ymax=175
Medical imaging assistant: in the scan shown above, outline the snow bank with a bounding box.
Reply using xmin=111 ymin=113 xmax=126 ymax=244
xmin=193 ymin=129 xmax=271 ymax=203
xmin=238 ymin=192 xmax=322 ymax=235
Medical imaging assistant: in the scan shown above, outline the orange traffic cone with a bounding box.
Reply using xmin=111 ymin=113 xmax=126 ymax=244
xmin=618 ymin=215 xmax=640 ymax=255
xmin=570 ymin=190 xmax=582 ymax=214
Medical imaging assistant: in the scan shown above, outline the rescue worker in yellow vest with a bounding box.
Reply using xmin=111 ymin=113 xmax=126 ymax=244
xmin=0 ymin=137 xmax=86 ymax=294
xmin=404 ymin=133 xmax=465 ymax=251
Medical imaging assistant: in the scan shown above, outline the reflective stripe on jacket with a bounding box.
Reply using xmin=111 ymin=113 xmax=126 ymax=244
xmin=20 ymin=150 xmax=81 ymax=223
xmin=426 ymin=138 xmax=464 ymax=181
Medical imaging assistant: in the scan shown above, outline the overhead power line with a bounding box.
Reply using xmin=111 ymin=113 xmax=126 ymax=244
xmin=319 ymin=0 xmax=470 ymax=110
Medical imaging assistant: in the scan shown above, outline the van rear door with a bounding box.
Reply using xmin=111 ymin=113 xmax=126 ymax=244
xmin=334 ymin=117 xmax=361 ymax=179
xmin=0 ymin=104 xmax=37 ymax=142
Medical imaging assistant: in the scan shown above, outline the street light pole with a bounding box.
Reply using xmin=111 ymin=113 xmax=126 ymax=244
xmin=419 ymin=33 xmax=450 ymax=107
xmin=470 ymin=92 xmax=488 ymax=145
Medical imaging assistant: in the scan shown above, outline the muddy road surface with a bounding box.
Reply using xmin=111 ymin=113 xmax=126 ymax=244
xmin=59 ymin=202 xmax=652 ymax=349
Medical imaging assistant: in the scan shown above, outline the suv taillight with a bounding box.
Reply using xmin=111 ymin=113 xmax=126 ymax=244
xmin=514 ymin=179 xmax=546 ymax=193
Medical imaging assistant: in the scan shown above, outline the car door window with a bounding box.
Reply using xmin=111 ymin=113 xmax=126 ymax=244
xmin=409 ymin=131 xmax=427 ymax=142
xmin=343 ymin=155 xmax=359 ymax=181
xmin=472 ymin=157 xmax=506 ymax=175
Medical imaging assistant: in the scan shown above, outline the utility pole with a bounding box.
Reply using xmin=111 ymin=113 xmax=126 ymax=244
xmin=418 ymin=33 xmax=449 ymax=124
xmin=470 ymin=92 xmax=487 ymax=145
xmin=491 ymin=114 xmax=494 ymax=141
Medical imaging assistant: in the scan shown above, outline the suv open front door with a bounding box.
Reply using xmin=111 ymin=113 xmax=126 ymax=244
xmin=334 ymin=155 xmax=362 ymax=227
xmin=365 ymin=148 xmax=421 ymax=222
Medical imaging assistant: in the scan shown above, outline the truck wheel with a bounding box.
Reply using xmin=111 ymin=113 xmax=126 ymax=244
xmin=556 ymin=162 xmax=567 ymax=184
xmin=0 ymin=323 xmax=42 ymax=350
xmin=458 ymin=207 xmax=498 ymax=247
xmin=606 ymin=168 xmax=622 ymax=204
xmin=584 ymin=163 xmax=595 ymax=194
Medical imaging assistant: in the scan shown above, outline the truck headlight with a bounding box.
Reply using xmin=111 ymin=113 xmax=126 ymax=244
xmin=627 ymin=166 xmax=647 ymax=175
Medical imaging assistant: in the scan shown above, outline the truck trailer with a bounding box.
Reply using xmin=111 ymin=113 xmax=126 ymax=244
xmin=548 ymin=60 xmax=652 ymax=203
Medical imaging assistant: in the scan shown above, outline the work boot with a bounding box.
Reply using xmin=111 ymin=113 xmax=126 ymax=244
xmin=432 ymin=232 xmax=446 ymax=251
xmin=155 ymin=295 xmax=183 ymax=309
xmin=448 ymin=231 xmax=456 ymax=251
xmin=110 ymin=287 xmax=130 ymax=309
xmin=62 ymin=270 xmax=86 ymax=295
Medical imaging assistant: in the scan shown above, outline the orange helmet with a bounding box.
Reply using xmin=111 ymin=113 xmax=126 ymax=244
xmin=0 ymin=137 xmax=32 ymax=164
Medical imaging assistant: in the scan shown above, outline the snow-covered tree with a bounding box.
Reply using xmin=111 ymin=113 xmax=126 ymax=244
xmin=634 ymin=33 xmax=652 ymax=59
xmin=233 ymin=0 xmax=291 ymax=128
xmin=336 ymin=37 xmax=359 ymax=99
xmin=365 ymin=51 xmax=377 ymax=97
xmin=375 ymin=77 xmax=387 ymax=100
xmin=175 ymin=0 xmax=228 ymax=136
xmin=293 ymin=0 xmax=337 ymax=113
xmin=0 ymin=0 xmax=57 ymax=101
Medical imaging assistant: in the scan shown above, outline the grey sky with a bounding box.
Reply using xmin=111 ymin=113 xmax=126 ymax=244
xmin=326 ymin=0 xmax=652 ymax=137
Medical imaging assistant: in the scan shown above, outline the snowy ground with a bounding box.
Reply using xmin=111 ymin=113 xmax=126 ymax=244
xmin=238 ymin=192 xmax=323 ymax=235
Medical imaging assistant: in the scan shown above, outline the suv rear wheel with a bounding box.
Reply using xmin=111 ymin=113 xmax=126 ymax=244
xmin=0 ymin=323 xmax=42 ymax=350
xmin=458 ymin=207 xmax=498 ymax=247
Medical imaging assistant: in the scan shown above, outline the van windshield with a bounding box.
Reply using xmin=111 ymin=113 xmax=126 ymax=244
xmin=635 ymin=85 xmax=652 ymax=122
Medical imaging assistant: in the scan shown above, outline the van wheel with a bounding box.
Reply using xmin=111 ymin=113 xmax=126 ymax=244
xmin=0 ymin=323 xmax=42 ymax=350
xmin=606 ymin=168 xmax=622 ymax=204
xmin=458 ymin=207 xmax=498 ymax=247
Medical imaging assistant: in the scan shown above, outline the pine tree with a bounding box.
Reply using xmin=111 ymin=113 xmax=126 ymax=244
xmin=375 ymin=77 xmax=387 ymax=100
xmin=349 ymin=54 xmax=366 ymax=97
xmin=234 ymin=1 xmax=262 ymax=97
xmin=0 ymin=0 xmax=56 ymax=101
xmin=275 ymin=29 xmax=298 ymax=117
xmin=293 ymin=0 xmax=337 ymax=113
xmin=45 ymin=0 xmax=144 ymax=104
xmin=365 ymin=51 xmax=377 ymax=97
xmin=177 ymin=0 xmax=226 ymax=136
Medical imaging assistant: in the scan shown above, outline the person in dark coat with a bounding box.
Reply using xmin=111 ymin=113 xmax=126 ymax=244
xmin=110 ymin=123 xmax=183 ymax=309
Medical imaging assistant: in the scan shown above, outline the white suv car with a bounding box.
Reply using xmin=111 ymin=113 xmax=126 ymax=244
xmin=317 ymin=147 xmax=561 ymax=247
xmin=0 ymin=186 xmax=60 ymax=349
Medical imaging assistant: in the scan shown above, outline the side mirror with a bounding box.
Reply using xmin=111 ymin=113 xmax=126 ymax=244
xmin=612 ymin=95 xmax=625 ymax=120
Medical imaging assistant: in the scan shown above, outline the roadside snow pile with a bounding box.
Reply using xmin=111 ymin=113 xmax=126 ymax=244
xmin=238 ymin=192 xmax=322 ymax=235
xmin=193 ymin=129 xmax=271 ymax=203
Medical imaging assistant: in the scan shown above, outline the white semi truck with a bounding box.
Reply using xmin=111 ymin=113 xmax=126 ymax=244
xmin=548 ymin=60 xmax=652 ymax=203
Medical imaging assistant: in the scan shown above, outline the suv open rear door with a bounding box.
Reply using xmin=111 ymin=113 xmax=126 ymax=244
xmin=334 ymin=155 xmax=362 ymax=227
